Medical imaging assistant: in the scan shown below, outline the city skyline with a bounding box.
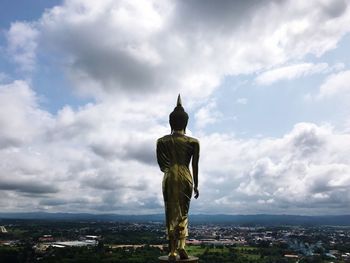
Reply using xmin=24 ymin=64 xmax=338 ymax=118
xmin=0 ymin=0 xmax=350 ymax=215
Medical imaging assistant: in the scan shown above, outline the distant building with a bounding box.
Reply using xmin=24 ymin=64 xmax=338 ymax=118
xmin=39 ymin=235 xmax=54 ymax=242
xmin=84 ymin=235 xmax=100 ymax=242
xmin=341 ymin=253 xmax=350 ymax=260
xmin=0 ymin=226 xmax=8 ymax=233
xmin=325 ymin=253 xmax=337 ymax=259
xmin=53 ymin=240 xmax=97 ymax=247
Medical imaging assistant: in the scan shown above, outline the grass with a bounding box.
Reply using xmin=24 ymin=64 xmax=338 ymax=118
xmin=186 ymin=245 xmax=230 ymax=256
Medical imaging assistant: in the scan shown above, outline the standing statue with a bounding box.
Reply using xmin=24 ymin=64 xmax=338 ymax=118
xmin=156 ymin=95 xmax=200 ymax=261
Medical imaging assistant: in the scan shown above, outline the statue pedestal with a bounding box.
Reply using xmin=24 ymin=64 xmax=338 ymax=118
xmin=158 ymin=256 xmax=199 ymax=263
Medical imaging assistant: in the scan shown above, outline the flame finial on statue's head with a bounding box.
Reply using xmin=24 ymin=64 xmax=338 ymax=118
xmin=177 ymin=94 xmax=182 ymax=107
xmin=169 ymin=94 xmax=189 ymax=133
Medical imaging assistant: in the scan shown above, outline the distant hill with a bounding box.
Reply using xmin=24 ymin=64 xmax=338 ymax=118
xmin=189 ymin=214 xmax=350 ymax=226
xmin=0 ymin=212 xmax=164 ymax=222
xmin=0 ymin=212 xmax=349 ymax=226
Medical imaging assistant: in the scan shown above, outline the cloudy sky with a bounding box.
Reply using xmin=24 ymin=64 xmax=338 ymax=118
xmin=1 ymin=0 xmax=350 ymax=215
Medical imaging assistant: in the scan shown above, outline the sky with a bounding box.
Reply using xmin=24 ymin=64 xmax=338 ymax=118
xmin=0 ymin=0 xmax=350 ymax=215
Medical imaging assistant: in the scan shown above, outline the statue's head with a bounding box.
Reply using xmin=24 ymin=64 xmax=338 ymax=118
xmin=169 ymin=94 xmax=189 ymax=133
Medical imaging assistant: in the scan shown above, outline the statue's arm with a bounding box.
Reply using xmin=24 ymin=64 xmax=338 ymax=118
xmin=156 ymin=139 xmax=168 ymax=172
xmin=192 ymin=140 xmax=200 ymax=199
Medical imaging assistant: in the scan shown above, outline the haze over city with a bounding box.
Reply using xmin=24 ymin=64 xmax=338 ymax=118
xmin=1 ymin=0 xmax=350 ymax=215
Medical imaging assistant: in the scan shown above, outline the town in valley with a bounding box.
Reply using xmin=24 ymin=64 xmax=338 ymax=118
xmin=1 ymin=216 xmax=349 ymax=263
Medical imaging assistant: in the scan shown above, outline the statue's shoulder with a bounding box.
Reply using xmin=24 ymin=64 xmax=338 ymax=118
xmin=185 ymin=135 xmax=199 ymax=145
xmin=157 ymin=135 xmax=171 ymax=143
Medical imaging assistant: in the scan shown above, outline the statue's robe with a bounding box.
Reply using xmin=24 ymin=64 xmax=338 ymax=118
xmin=157 ymin=134 xmax=198 ymax=239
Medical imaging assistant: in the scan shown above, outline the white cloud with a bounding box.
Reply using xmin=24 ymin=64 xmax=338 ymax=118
xmin=195 ymin=100 xmax=222 ymax=129
xmin=2 ymin=0 xmax=350 ymax=215
xmin=256 ymin=63 xmax=329 ymax=85
xmin=318 ymin=70 xmax=350 ymax=98
xmin=197 ymin=122 xmax=350 ymax=215
xmin=15 ymin=0 xmax=348 ymax=100
xmin=6 ymin=22 xmax=39 ymax=71
xmin=0 ymin=80 xmax=166 ymax=213
xmin=0 ymin=80 xmax=52 ymax=148
xmin=0 ymin=81 xmax=349 ymax=214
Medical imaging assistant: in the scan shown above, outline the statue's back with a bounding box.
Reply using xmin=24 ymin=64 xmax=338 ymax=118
xmin=157 ymin=134 xmax=198 ymax=170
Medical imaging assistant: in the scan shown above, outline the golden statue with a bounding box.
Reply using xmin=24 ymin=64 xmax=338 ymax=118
xmin=156 ymin=95 xmax=200 ymax=261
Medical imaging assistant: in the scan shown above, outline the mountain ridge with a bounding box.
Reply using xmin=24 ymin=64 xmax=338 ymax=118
xmin=0 ymin=212 xmax=349 ymax=226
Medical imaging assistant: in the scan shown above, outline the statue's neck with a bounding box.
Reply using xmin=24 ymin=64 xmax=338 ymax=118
xmin=172 ymin=130 xmax=185 ymax=135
